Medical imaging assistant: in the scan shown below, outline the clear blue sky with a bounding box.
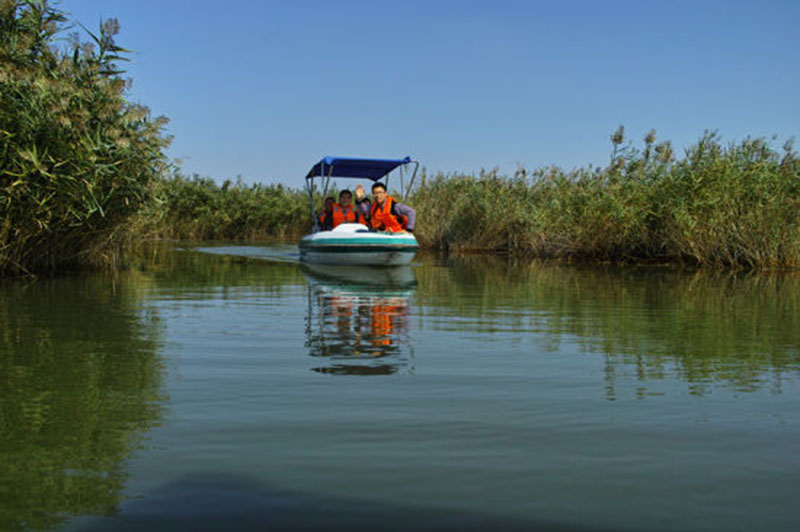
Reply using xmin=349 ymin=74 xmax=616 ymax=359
xmin=59 ymin=0 xmax=799 ymax=185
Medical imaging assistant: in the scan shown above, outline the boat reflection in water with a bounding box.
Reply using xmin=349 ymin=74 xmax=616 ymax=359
xmin=302 ymin=263 xmax=416 ymax=376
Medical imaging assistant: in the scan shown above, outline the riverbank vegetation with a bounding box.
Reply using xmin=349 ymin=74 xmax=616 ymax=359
xmin=138 ymin=174 xmax=308 ymax=241
xmin=146 ymin=129 xmax=800 ymax=269
xmin=412 ymin=128 xmax=800 ymax=269
xmin=0 ymin=0 xmax=170 ymax=275
xmin=2 ymin=3 xmax=797 ymax=275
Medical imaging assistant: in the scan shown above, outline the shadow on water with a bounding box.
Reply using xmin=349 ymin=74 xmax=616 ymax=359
xmin=301 ymin=263 xmax=417 ymax=376
xmin=0 ymin=273 xmax=166 ymax=532
xmin=72 ymin=472 xmax=612 ymax=532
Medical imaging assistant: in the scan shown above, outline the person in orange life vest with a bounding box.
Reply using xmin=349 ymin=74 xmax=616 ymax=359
xmin=318 ymin=196 xmax=335 ymax=230
xmin=331 ymin=189 xmax=365 ymax=228
xmin=353 ymin=182 xmax=416 ymax=234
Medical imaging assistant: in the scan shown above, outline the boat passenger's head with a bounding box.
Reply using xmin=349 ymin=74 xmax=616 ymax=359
xmin=324 ymin=197 xmax=335 ymax=211
xmin=371 ymin=182 xmax=388 ymax=203
xmin=339 ymin=189 xmax=353 ymax=208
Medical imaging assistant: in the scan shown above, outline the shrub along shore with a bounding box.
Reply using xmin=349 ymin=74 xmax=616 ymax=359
xmin=412 ymin=129 xmax=800 ymax=269
xmin=2 ymin=2 xmax=798 ymax=275
xmin=146 ymin=129 xmax=799 ymax=270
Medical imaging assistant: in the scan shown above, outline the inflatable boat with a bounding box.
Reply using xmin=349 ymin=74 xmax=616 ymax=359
xmin=299 ymin=156 xmax=419 ymax=266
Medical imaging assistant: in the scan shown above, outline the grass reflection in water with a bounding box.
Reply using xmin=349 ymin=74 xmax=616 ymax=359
xmin=1 ymin=246 xmax=797 ymax=530
xmin=415 ymin=254 xmax=800 ymax=398
xmin=0 ymin=273 xmax=166 ymax=532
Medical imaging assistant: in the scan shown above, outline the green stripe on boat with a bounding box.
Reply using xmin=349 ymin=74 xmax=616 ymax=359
xmin=300 ymin=239 xmax=418 ymax=248
xmin=300 ymin=245 xmax=418 ymax=253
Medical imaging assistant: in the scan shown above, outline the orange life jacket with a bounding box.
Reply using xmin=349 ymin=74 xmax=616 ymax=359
xmin=369 ymin=196 xmax=406 ymax=233
xmin=332 ymin=204 xmax=362 ymax=227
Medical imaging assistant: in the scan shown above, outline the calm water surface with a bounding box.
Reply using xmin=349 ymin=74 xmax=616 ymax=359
xmin=1 ymin=245 xmax=799 ymax=531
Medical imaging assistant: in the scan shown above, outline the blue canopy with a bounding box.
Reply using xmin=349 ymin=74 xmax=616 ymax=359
xmin=305 ymin=156 xmax=412 ymax=181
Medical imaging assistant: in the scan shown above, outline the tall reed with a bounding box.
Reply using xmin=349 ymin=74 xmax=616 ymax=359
xmin=410 ymin=129 xmax=800 ymax=269
xmin=138 ymin=173 xmax=310 ymax=241
xmin=0 ymin=0 xmax=170 ymax=275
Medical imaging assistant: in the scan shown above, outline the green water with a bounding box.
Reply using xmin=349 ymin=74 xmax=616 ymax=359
xmin=1 ymin=245 xmax=799 ymax=531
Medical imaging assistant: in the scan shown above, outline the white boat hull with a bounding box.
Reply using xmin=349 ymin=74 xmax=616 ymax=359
xmin=299 ymin=223 xmax=418 ymax=266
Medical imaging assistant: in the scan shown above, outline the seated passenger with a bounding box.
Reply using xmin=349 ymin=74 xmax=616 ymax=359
xmin=318 ymin=196 xmax=335 ymax=230
xmin=354 ymin=182 xmax=416 ymax=234
xmin=331 ymin=189 xmax=365 ymax=228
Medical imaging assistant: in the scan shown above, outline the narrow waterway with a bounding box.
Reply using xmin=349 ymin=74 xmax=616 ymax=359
xmin=1 ymin=245 xmax=798 ymax=531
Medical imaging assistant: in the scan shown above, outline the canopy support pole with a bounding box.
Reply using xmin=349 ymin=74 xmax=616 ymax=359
xmin=402 ymin=161 xmax=419 ymax=202
xmin=322 ymin=164 xmax=333 ymax=203
xmin=307 ymin=181 xmax=319 ymax=232
xmin=307 ymin=162 xmax=321 ymax=232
